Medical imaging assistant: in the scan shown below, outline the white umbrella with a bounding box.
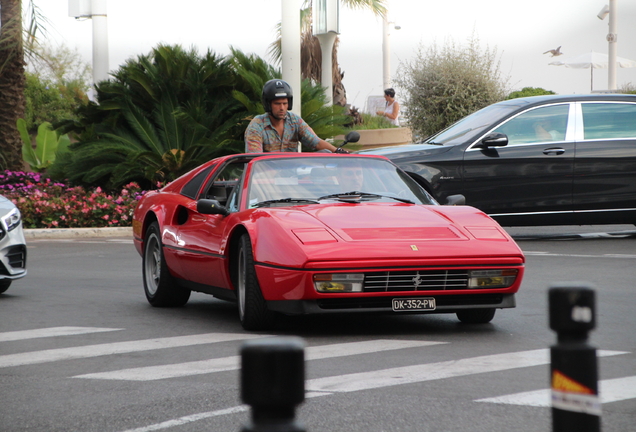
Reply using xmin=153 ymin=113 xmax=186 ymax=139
xmin=549 ymin=51 xmax=636 ymax=91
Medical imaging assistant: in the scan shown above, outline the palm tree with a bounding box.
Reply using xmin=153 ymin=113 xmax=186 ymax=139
xmin=0 ymin=0 xmax=46 ymax=169
xmin=269 ymin=0 xmax=386 ymax=107
xmin=0 ymin=0 xmax=26 ymax=170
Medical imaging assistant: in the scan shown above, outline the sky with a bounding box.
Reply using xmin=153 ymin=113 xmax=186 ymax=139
xmin=34 ymin=0 xmax=636 ymax=112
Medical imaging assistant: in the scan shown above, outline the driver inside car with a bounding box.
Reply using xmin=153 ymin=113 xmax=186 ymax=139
xmin=337 ymin=162 xmax=365 ymax=192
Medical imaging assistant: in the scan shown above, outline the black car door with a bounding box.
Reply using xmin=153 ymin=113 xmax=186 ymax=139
xmin=573 ymin=101 xmax=636 ymax=224
xmin=461 ymin=103 xmax=575 ymax=222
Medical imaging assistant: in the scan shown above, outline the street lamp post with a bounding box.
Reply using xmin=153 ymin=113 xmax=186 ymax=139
xmin=313 ymin=0 xmax=339 ymax=106
xmin=68 ymin=0 xmax=109 ymax=87
xmin=598 ymin=0 xmax=618 ymax=91
xmin=382 ymin=8 xmax=400 ymax=91
xmin=281 ymin=0 xmax=302 ymax=116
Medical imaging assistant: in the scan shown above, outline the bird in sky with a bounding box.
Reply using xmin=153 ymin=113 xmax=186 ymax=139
xmin=543 ymin=46 xmax=563 ymax=57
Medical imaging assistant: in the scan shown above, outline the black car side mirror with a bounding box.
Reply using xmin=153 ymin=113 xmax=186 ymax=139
xmin=445 ymin=194 xmax=466 ymax=206
xmin=197 ymin=199 xmax=229 ymax=216
xmin=345 ymin=131 xmax=361 ymax=143
xmin=480 ymin=132 xmax=508 ymax=147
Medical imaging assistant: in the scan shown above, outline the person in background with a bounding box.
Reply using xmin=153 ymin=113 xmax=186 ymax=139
xmin=376 ymin=88 xmax=400 ymax=126
xmin=245 ymin=79 xmax=345 ymax=153
xmin=532 ymin=118 xmax=561 ymax=141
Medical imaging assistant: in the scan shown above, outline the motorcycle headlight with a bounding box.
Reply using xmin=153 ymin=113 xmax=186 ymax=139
xmin=2 ymin=208 xmax=21 ymax=232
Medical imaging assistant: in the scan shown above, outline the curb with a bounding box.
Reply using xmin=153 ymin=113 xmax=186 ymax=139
xmin=24 ymin=227 xmax=133 ymax=239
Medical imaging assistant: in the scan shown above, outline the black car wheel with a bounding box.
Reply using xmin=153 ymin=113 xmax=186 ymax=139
xmin=143 ymin=222 xmax=190 ymax=307
xmin=456 ymin=308 xmax=496 ymax=324
xmin=0 ymin=279 xmax=11 ymax=294
xmin=237 ymin=233 xmax=275 ymax=331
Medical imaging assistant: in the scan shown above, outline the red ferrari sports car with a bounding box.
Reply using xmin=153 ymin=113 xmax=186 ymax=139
xmin=133 ymin=152 xmax=525 ymax=330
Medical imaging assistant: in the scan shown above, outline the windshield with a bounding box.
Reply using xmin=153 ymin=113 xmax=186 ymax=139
xmin=247 ymin=157 xmax=435 ymax=207
xmin=426 ymin=102 xmax=522 ymax=146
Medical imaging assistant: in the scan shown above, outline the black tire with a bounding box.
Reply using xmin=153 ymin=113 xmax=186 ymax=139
xmin=236 ymin=233 xmax=276 ymax=331
xmin=0 ymin=279 xmax=11 ymax=294
xmin=143 ymin=222 xmax=190 ymax=307
xmin=456 ymin=308 xmax=496 ymax=324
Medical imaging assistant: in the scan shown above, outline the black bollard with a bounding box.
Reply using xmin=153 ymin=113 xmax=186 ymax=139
xmin=240 ymin=337 xmax=306 ymax=432
xmin=549 ymin=284 xmax=600 ymax=432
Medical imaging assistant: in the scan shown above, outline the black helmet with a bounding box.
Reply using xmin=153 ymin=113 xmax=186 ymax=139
xmin=262 ymin=79 xmax=293 ymax=112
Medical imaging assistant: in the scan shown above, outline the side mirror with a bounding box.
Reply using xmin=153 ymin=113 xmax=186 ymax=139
xmin=197 ymin=199 xmax=229 ymax=216
xmin=445 ymin=194 xmax=466 ymax=206
xmin=344 ymin=131 xmax=361 ymax=144
xmin=480 ymin=132 xmax=508 ymax=147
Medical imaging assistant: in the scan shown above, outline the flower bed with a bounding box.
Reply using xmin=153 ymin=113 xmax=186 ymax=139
xmin=0 ymin=171 xmax=146 ymax=229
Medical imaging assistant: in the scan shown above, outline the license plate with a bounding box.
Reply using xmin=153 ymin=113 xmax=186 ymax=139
xmin=392 ymin=297 xmax=436 ymax=312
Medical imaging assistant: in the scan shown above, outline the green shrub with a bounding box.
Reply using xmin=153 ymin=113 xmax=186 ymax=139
xmin=507 ymin=87 xmax=556 ymax=99
xmin=395 ymin=35 xmax=509 ymax=139
xmin=24 ymin=72 xmax=88 ymax=133
xmin=347 ymin=113 xmax=396 ymax=130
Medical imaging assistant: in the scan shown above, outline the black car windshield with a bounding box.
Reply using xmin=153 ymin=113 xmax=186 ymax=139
xmin=247 ymin=156 xmax=435 ymax=208
xmin=426 ymin=102 xmax=521 ymax=146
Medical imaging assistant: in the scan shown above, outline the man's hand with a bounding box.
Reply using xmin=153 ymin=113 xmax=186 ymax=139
xmin=333 ymin=147 xmax=349 ymax=154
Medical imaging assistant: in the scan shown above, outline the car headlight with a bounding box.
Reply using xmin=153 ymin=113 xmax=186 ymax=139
xmin=468 ymin=269 xmax=518 ymax=289
xmin=2 ymin=208 xmax=21 ymax=232
xmin=314 ymin=273 xmax=364 ymax=293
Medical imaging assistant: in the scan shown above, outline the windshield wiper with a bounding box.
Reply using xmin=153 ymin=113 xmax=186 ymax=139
xmin=253 ymin=197 xmax=320 ymax=208
xmin=317 ymin=191 xmax=414 ymax=204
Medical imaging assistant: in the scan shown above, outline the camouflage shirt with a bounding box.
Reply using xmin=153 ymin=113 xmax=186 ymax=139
xmin=244 ymin=111 xmax=322 ymax=152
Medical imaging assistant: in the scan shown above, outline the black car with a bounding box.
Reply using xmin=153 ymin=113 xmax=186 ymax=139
xmin=361 ymin=94 xmax=636 ymax=226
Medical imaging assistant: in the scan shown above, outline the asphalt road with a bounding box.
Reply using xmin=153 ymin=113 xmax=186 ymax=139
xmin=1 ymin=225 xmax=635 ymax=432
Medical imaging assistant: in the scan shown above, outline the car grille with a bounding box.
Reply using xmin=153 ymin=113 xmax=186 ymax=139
xmin=363 ymin=270 xmax=469 ymax=292
xmin=7 ymin=245 xmax=26 ymax=269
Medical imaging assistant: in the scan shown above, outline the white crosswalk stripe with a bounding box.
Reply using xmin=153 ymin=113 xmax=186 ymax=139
xmin=0 ymin=326 xmax=122 ymax=342
xmin=475 ymin=375 xmax=636 ymax=406
xmin=73 ymin=339 xmax=446 ymax=381
xmin=304 ymin=349 xmax=628 ymax=394
xmin=0 ymin=333 xmax=264 ymax=368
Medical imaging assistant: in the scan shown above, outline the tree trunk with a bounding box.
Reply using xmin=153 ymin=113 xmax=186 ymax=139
xmin=0 ymin=0 xmax=27 ymax=170
xmin=301 ymin=31 xmax=347 ymax=107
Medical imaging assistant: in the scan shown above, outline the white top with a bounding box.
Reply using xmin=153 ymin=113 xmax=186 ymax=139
xmin=385 ymin=100 xmax=399 ymax=126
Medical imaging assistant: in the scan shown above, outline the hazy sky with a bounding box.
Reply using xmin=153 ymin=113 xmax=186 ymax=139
xmin=36 ymin=0 xmax=636 ymax=111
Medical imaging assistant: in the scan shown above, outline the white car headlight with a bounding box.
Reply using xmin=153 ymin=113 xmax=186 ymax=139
xmin=2 ymin=208 xmax=21 ymax=232
xmin=468 ymin=269 xmax=518 ymax=289
xmin=314 ymin=273 xmax=364 ymax=293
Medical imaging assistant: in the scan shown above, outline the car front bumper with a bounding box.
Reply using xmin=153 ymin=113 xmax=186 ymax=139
xmin=267 ymin=293 xmax=516 ymax=316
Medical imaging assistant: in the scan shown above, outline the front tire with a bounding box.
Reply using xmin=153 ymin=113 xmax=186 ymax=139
xmin=143 ymin=222 xmax=190 ymax=307
xmin=456 ymin=308 xmax=496 ymax=324
xmin=0 ymin=279 xmax=11 ymax=294
xmin=237 ymin=233 xmax=275 ymax=331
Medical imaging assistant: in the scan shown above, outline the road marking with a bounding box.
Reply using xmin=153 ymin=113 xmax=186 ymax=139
xmin=0 ymin=326 xmax=123 ymax=342
xmin=524 ymin=251 xmax=636 ymax=259
xmin=74 ymin=339 xmax=446 ymax=381
xmin=304 ymin=349 xmax=628 ymax=394
xmin=119 ymin=406 xmax=249 ymax=432
xmin=475 ymin=375 xmax=636 ymax=407
xmin=0 ymin=333 xmax=264 ymax=368
xmin=116 ymin=349 xmax=630 ymax=432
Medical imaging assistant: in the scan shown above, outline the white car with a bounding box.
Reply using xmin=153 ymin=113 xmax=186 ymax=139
xmin=0 ymin=195 xmax=27 ymax=294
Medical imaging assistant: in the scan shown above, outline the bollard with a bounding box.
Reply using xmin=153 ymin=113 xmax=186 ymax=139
xmin=240 ymin=336 xmax=306 ymax=432
xmin=549 ymin=283 xmax=600 ymax=432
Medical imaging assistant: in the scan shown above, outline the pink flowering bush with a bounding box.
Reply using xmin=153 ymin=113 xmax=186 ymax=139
xmin=0 ymin=171 xmax=146 ymax=229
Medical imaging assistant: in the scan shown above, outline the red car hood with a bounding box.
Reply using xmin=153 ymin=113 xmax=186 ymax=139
xmin=253 ymin=203 xmax=524 ymax=267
